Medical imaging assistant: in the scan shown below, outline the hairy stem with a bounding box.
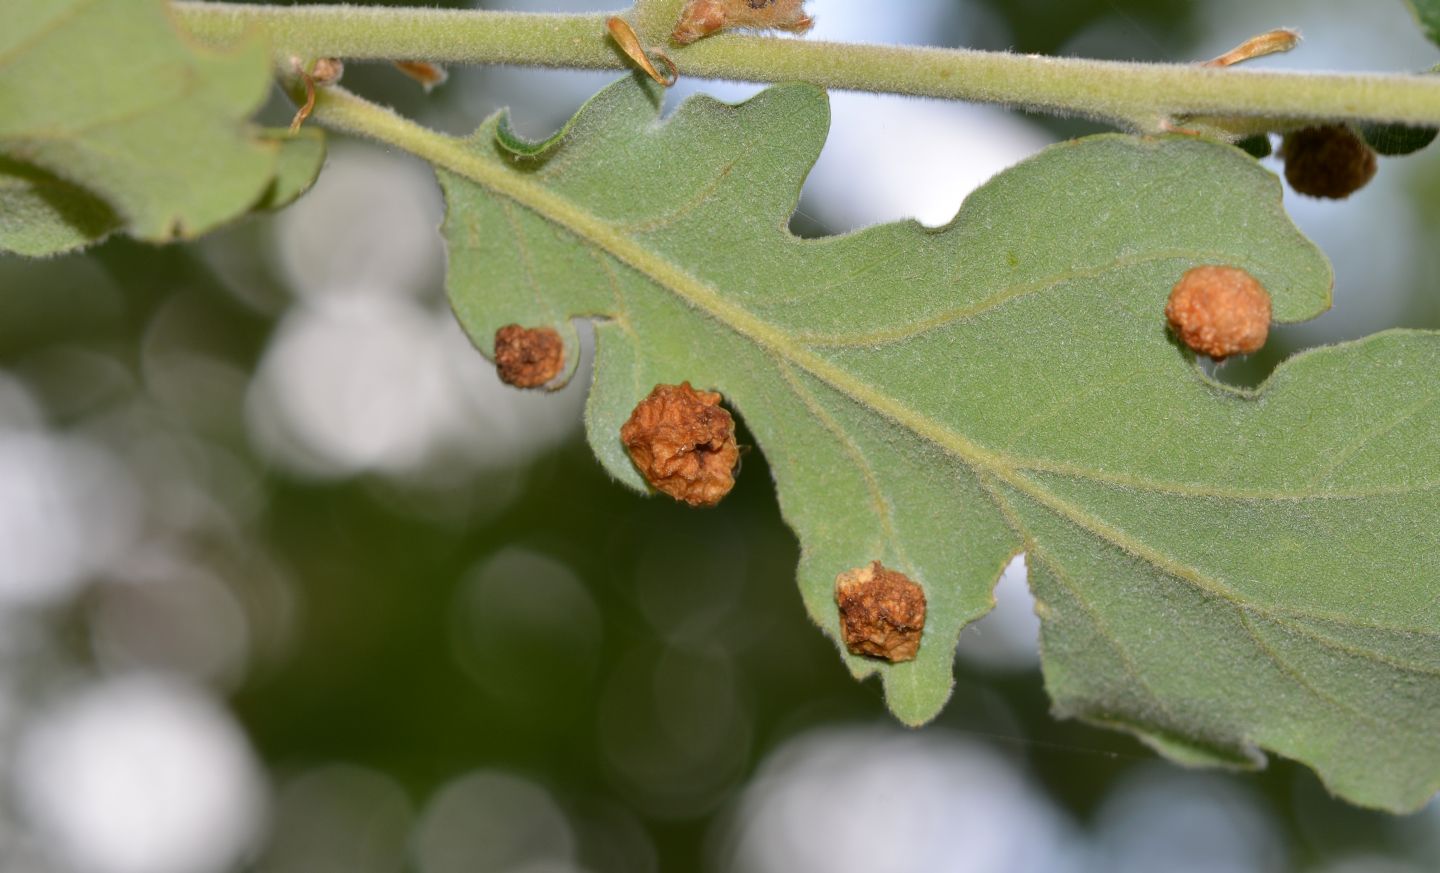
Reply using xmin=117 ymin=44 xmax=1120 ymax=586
xmin=173 ymin=2 xmax=1440 ymax=130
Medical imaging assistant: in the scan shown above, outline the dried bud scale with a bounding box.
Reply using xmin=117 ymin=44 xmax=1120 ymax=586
xmin=493 ymin=324 xmax=565 ymax=388
xmin=620 ymin=382 xmax=739 ymax=507
xmin=1280 ymin=125 xmax=1377 ymax=200
xmin=672 ymin=0 xmax=813 ymax=45
xmin=835 ymin=561 xmax=926 ymax=663
xmin=308 ymin=57 xmax=345 ymax=87
xmin=1165 ymin=266 xmax=1272 ymax=360
xmin=393 ymin=60 xmax=449 ymax=91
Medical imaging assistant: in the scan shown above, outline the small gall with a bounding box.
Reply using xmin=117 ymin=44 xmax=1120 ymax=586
xmin=835 ymin=561 xmax=926 ymax=663
xmin=1165 ymin=266 xmax=1272 ymax=360
xmin=619 ymin=382 xmax=739 ymax=507
xmin=1280 ymin=125 xmax=1377 ymax=200
xmin=494 ymin=324 xmax=565 ymax=389
xmin=672 ymin=0 xmax=813 ymax=45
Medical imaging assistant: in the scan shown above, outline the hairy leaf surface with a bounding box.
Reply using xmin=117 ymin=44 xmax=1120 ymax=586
xmin=0 ymin=0 xmax=286 ymax=245
xmin=438 ymin=75 xmax=1440 ymax=811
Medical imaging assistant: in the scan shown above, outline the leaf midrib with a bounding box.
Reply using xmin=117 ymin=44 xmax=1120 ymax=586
xmin=384 ymin=92 xmax=1433 ymax=638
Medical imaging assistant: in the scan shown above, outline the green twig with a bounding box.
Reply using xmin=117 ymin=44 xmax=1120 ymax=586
xmin=173 ymin=2 xmax=1440 ymax=131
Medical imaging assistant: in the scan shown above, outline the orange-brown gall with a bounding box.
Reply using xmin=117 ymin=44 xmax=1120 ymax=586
xmin=672 ymin=0 xmax=813 ymax=44
xmin=1280 ymin=125 xmax=1377 ymax=200
xmin=493 ymin=324 xmax=565 ymax=389
xmin=835 ymin=561 xmax=926 ymax=663
xmin=1165 ymin=266 xmax=1272 ymax=360
xmin=620 ymin=382 xmax=739 ymax=507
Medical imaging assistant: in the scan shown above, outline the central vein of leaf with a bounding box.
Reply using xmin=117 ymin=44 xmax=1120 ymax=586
xmin=310 ymin=87 xmax=1425 ymax=634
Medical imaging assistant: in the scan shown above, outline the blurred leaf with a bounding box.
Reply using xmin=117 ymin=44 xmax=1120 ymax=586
xmin=0 ymin=157 xmax=119 ymax=256
xmin=254 ymin=128 xmax=328 ymax=211
xmin=1362 ymin=121 xmax=1438 ymax=155
xmin=970 ymin=0 xmax=1195 ymax=55
xmin=0 ymin=0 xmax=278 ymax=243
xmin=1361 ymin=66 xmax=1439 ymax=156
xmin=438 ymin=75 xmax=1440 ymax=812
xmin=1406 ymin=0 xmax=1440 ymax=45
xmin=1235 ymin=134 xmax=1273 ymax=159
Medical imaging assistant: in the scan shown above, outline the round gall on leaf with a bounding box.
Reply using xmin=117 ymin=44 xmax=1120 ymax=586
xmin=834 ymin=561 xmax=926 ymax=663
xmin=620 ymin=382 xmax=739 ymax=507
xmin=1165 ymin=266 xmax=1272 ymax=360
xmin=1280 ymin=125 xmax=1377 ymax=200
xmin=493 ymin=324 xmax=565 ymax=388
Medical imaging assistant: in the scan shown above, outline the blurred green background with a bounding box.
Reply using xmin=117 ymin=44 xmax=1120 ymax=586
xmin=2 ymin=1 xmax=1439 ymax=871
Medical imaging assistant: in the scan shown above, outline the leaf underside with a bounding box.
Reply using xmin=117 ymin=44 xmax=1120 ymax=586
xmin=439 ymin=75 xmax=1440 ymax=812
xmin=0 ymin=0 xmax=321 ymax=255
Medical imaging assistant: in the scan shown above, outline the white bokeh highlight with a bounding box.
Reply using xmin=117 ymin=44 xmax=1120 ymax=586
xmin=802 ymin=93 xmax=1052 ymax=231
xmin=1090 ymin=765 xmax=1287 ymax=873
xmin=13 ymin=675 xmax=266 ymax=873
xmin=252 ymin=145 xmax=589 ymax=481
xmin=249 ymin=296 xmax=473 ymax=476
xmin=272 ymin=147 xmax=443 ymax=304
xmin=0 ymin=432 xmax=141 ymax=610
xmin=954 ymin=555 xmax=1041 ymax=671
xmin=718 ymin=725 xmax=1081 ymax=873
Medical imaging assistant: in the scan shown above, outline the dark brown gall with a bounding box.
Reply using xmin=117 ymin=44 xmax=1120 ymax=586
xmin=835 ymin=561 xmax=926 ymax=663
xmin=494 ymin=324 xmax=565 ymax=388
xmin=1280 ymin=125 xmax=1378 ymax=200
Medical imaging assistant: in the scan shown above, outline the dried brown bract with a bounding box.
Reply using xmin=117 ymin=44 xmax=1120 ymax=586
xmin=1280 ymin=125 xmax=1377 ymax=200
xmin=835 ymin=561 xmax=926 ymax=663
xmin=1201 ymin=28 xmax=1300 ymax=68
xmin=393 ymin=60 xmax=449 ymax=91
xmin=1165 ymin=266 xmax=1272 ymax=360
xmin=671 ymin=0 xmax=814 ymax=45
xmin=309 ymin=57 xmax=345 ymax=87
xmin=620 ymin=382 xmax=739 ymax=507
xmin=494 ymin=324 xmax=565 ymax=388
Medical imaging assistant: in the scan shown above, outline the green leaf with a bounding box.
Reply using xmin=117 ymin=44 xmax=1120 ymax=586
xmin=253 ymin=128 xmax=328 ymax=211
xmin=0 ymin=156 xmax=119 ymax=256
xmin=438 ymin=75 xmax=1440 ymax=812
xmin=1362 ymin=121 xmax=1438 ymax=156
xmin=1406 ymin=0 xmax=1440 ymax=46
xmin=0 ymin=127 xmax=325 ymax=258
xmin=0 ymin=0 xmax=280 ymax=242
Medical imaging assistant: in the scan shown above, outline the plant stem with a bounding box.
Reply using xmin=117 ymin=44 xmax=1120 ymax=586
xmin=173 ymin=2 xmax=1440 ymax=130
